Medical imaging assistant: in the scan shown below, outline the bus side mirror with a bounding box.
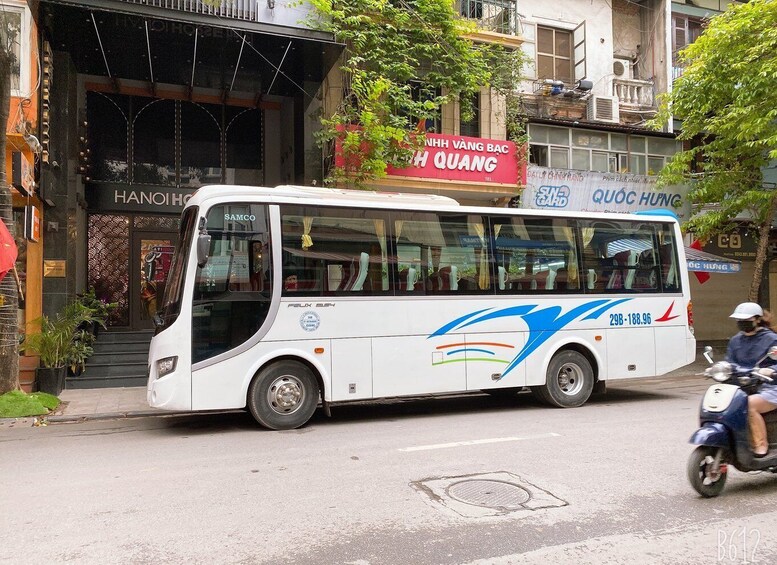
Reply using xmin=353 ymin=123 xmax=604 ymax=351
xmin=197 ymin=233 xmax=211 ymax=267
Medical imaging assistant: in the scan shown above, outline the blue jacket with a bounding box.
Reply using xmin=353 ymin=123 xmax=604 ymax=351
xmin=726 ymin=328 xmax=777 ymax=368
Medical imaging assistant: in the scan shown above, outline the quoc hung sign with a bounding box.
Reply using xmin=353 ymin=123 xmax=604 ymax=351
xmin=87 ymin=183 xmax=196 ymax=213
xmin=386 ymin=133 xmax=522 ymax=185
xmin=521 ymin=166 xmax=691 ymax=220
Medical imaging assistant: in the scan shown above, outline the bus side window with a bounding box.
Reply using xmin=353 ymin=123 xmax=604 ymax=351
xmin=634 ymin=249 xmax=659 ymax=290
xmin=660 ymin=243 xmax=679 ymax=291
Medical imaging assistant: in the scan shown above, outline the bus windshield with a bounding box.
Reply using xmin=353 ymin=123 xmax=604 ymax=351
xmin=157 ymin=206 xmax=198 ymax=331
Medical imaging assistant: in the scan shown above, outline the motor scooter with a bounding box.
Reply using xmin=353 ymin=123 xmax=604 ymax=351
xmin=688 ymin=345 xmax=777 ymax=497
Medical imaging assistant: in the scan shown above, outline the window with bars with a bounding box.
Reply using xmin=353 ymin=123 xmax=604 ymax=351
xmin=458 ymin=0 xmax=518 ymax=35
xmin=86 ymin=92 xmax=263 ymax=188
xmin=1 ymin=7 xmax=30 ymax=96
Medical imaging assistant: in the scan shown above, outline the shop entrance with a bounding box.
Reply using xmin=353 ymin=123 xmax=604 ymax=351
xmin=130 ymin=231 xmax=177 ymax=330
xmin=88 ymin=213 xmax=179 ymax=330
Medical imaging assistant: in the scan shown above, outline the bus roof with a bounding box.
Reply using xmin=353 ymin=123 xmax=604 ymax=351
xmin=186 ymin=184 xmax=679 ymax=223
xmin=189 ymin=184 xmax=460 ymax=208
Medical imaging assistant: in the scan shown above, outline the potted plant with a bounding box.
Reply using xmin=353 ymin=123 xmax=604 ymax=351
xmin=68 ymin=329 xmax=95 ymax=377
xmin=21 ymin=302 xmax=100 ymax=395
xmin=77 ymin=287 xmax=117 ymax=338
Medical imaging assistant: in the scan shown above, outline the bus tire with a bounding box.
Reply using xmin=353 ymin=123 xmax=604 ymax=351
xmin=247 ymin=361 xmax=320 ymax=430
xmin=534 ymin=350 xmax=594 ymax=408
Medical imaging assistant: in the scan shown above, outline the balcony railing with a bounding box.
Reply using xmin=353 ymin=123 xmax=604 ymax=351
xmin=119 ymin=0 xmax=326 ymax=25
xmin=672 ymin=66 xmax=685 ymax=82
xmin=612 ymin=78 xmax=654 ymax=108
xmin=120 ymin=0 xmax=260 ymax=21
xmin=457 ymin=0 xmax=520 ymax=36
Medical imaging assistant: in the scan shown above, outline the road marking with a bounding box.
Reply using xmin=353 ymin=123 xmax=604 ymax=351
xmin=398 ymin=432 xmax=561 ymax=452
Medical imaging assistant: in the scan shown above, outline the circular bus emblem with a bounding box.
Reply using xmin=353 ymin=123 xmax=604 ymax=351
xmin=300 ymin=311 xmax=320 ymax=332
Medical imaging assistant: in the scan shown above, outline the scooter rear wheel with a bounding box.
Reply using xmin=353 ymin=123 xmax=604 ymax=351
xmin=687 ymin=446 xmax=728 ymax=498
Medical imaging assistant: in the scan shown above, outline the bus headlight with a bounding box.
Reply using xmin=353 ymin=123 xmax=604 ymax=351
xmin=156 ymin=356 xmax=178 ymax=379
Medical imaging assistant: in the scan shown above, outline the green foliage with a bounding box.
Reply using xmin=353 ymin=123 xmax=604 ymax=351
xmin=0 ymin=390 xmax=60 ymax=418
xmin=77 ymin=287 xmax=117 ymax=326
xmin=305 ymin=0 xmax=528 ymax=187
xmin=21 ymin=302 xmax=100 ymax=368
xmin=650 ymin=0 xmax=777 ymax=239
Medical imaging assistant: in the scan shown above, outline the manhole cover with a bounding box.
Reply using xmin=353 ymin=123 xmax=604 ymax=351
xmin=413 ymin=471 xmax=568 ymax=518
xmin=447 ymin=479 xmax=531 ymax=510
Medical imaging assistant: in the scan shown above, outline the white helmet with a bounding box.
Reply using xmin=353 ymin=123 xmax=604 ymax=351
xmin=730 ymin=302 xmax=763 ymax=320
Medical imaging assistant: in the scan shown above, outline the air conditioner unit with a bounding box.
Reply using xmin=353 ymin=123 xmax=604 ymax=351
xmin=613 ymin=58 xmax=633 ymax=79
xmin=587 ymin=95 xmax=620 ymax=124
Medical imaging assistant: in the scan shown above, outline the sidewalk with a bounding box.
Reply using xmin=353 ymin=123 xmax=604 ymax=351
xmin=50 ymin=386 xmax=164 ymax=422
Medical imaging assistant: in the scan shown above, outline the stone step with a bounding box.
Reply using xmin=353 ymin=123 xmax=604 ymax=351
xmin=96 ymin=330 xmax=154 ymax=344
xmin=79 ymin=362 xmax=148 ymax=379
xmin=92 ymin=341 xmax=151 ymax=354
xmin=66 ymin=373 xmax=147 ymax=389
xmin=87 ymin=351 xmax=149 ymax=365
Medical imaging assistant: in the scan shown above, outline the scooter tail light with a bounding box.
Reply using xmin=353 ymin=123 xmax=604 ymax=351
xmin=720 ymin=463 xmax=728 ymax=473
xmin=687 ymin=300 xmax=694 ymax=334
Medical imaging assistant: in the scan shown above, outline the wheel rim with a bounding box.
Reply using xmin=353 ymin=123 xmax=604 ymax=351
xmin=698 ymin=454 xmax=723 ymax=486
xmin=555 ymin=362 xmax=585 ymax=396
xmin=266 ymin=375 xmax=305 ymax=415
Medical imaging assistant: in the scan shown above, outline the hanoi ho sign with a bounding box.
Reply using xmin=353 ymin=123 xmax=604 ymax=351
xmin=87 ymin=183 xmax=196 ymax=213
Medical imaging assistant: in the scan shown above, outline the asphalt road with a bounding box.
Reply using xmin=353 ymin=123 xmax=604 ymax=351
xmin=2 ymin=369 xmax=777 ymax=565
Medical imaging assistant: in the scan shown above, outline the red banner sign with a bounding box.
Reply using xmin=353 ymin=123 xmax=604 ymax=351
xmin=386 ymin=133 xmax=522 ymax=185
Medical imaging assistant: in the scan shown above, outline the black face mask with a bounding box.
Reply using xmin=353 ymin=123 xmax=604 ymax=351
xmin=737 ymin=319 xmax=757 ymax=333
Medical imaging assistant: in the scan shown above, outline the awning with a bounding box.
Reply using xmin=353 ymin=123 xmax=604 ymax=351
xmin=41 ymin=2 xmax=343 ymax=99
xmin=685 ymin=246 xmax=741 ymax=274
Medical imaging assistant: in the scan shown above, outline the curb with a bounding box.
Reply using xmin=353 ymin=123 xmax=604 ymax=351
xmin=46 ymin=410 xmax=192 ymax=423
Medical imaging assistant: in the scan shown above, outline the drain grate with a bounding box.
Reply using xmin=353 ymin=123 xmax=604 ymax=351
xmin=447 ymin=479 xmax=531 ymax=510
xmin=413 ymin=471 xmax=568 ymax=518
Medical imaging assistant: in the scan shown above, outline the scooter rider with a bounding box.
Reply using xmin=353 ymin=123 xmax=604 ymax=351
xmin=727 ymin=302 xmax=777 ymax=457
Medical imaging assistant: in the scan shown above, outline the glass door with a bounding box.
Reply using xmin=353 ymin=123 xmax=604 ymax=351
xmin=130 ymin=231 xmax=176 ymax=330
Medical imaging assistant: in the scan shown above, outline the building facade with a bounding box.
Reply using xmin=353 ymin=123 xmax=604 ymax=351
xmin=4 ymin=0 xmax=44 ymax=390
xmin=12 ymin=0 xmax=754 ymax=389
xmin=34 ymin=0 xmax=341 ymax=334
xmin=513 ymin=0 xmax=748 ymax=341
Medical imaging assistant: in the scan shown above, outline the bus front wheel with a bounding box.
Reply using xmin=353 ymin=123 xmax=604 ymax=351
xmin=532 ymin=350 xmax=594 ymax=408
xmin=248 ymin=361 xmax=320 ymax=430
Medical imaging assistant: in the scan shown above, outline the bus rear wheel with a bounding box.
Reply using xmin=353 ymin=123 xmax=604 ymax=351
xmin=248 ymin=361 xmax=320 ymax=430
xmin=532 ymin=350 xmax=594 ymax=408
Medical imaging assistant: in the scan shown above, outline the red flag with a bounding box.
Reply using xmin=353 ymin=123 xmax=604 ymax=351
xmin=0 ymin=218 xmax=18 ymax=283
xmin=690 ymin=239 xmax=711 ymax=284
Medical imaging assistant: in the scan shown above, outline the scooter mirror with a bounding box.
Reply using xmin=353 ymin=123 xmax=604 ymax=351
xmin=703 ymin=345 xmax=714 ymax=364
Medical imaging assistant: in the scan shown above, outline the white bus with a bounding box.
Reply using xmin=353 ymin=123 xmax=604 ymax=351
xmin=147 ymin=185 xmax=696 ymax=429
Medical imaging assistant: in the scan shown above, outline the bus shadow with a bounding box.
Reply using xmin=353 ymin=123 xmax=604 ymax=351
xmin=147 ymin=386 xmax=680 ymax=433
xmin=150 ymin=410 xmax=262 ymax=434
xmin=312 ymin=385 xmax=678 ymax=426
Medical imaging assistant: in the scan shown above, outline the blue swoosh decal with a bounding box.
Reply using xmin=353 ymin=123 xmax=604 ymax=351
xmin=583 ymin=298 xmax=632 ymax=320
xmin=428 ymin=308 xmax=493 ymax=338
xmin=502 ymin=301 xmax=615 ymax=376
xmin=456 ymin=305 xmax=537 ymax=331
xmin=429 ymin=299 xmax=626 ymax=380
